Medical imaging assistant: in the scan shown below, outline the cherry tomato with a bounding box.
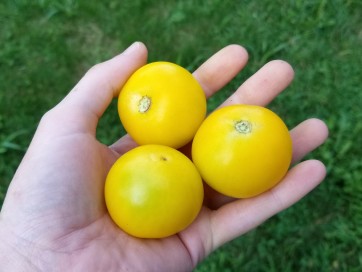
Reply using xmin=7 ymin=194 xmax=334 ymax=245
xmin=105 ymin=145 xmax=204 ymax=238
xmin=118 ymin=62 xmax=206 ymax=149
xmin=192 ymin=105 xmax=292 ymax=198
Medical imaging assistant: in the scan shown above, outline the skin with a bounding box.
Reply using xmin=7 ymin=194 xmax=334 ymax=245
xmin=0 ymin=42 xmax=328 ymax=271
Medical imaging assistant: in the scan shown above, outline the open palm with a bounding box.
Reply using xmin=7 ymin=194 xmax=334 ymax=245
xmin=0 ymin=42 xmax=328 ymax=271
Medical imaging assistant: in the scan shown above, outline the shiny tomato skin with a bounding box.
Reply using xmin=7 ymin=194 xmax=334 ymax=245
xmin=118 ymin=62 xmax=206 ymax=149
xmin=192 ymin=105 xmax=292 ymax=198
xmin=105 ymin=145 xmax=204 ymax=238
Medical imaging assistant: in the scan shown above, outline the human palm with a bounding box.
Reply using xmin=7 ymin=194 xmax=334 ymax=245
xmin=0 ymin=42 xmax=328 ymax=271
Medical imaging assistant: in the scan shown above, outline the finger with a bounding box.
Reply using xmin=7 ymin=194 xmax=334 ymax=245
xmin=290 ymin=118 xmax=329 ymax=164
xmin=193 ymin=45 xmax=248 ymax=98
xmin=52 ymin=42 xmax=148 ymax=134
xmin=210 ymin=159 xmax=326 ymax=250
xmin=109 ymin=134 xmax=138 ymax=155
xmin=221 ymin=60 xmax=294 ymax=107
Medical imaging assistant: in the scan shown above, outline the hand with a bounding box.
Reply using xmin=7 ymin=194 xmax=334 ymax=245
xmin=0 ymin=42 xmax=328 ymax=271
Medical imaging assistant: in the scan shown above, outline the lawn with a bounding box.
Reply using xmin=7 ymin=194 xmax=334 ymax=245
xmin=1 ymin=0 xmax=361 ymax=271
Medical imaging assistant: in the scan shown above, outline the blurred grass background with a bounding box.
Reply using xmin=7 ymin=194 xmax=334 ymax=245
xmin=1 ymin=0 xmax=361 ymax=271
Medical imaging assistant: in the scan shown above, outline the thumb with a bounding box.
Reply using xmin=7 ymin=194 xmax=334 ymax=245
xmin=49 ymin=42 xmax=148 ymax=134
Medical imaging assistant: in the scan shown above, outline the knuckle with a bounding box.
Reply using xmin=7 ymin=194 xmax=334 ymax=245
xmin=86 ymin=62 xmax=104 ymax=76
xmin=39 ymin=107 xmax=58 ymax=126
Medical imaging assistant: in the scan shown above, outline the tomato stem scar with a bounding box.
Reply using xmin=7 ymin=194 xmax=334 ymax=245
xmin=235 ymin=120 xmax=252 ymax=134
xmin=138 ymin=96 xmax=151 ymax=113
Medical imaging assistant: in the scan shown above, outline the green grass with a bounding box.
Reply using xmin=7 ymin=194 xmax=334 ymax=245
xmin=1 ymin=0 xmax=361 ymax=270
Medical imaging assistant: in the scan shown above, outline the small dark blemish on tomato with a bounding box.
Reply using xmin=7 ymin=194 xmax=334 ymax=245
xmin=161 ymin=156 xmax=168 ymax=161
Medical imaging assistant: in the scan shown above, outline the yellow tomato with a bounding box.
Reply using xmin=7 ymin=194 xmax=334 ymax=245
xmin=105 ymin=145 xmax=204 ymax=238
xmin=192 ymin=105 xmax=292 ymax=198
xmin=118 ymin=62 xmax=206 ymax=149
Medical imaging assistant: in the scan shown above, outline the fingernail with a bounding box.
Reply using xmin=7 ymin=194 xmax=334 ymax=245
xmin=123 ymin=42 xmax=141 ymax=55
